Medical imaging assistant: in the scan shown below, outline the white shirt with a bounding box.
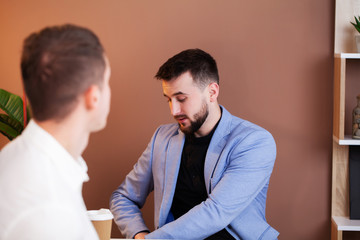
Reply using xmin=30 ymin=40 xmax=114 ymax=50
xmin=0 ymin=120 xmax=99 ymax=240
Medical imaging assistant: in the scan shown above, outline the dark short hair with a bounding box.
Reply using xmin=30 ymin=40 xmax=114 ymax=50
xmin=21 ymin=24 xmax=106 ymax=121
xmin=155 ymin=48 xmax=219 ymax=88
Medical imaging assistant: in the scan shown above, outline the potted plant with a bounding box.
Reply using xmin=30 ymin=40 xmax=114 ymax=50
xmin=350 ymin=16 xmax=360 ymax=52
xmin=0 ymin=89 xmax=30 ymax=140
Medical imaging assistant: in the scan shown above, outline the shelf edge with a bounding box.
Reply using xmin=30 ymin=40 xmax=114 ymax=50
xmin=332 ymin=216 xmax=360 ymax=231
xmin=335 ymin=53 xmax=360 ymax=59
xmin=333 ymin=135 xmax=360 ymax=145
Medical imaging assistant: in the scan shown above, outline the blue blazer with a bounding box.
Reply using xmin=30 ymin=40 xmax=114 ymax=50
xmin=110 ymin=106 xmax=279 ymax=240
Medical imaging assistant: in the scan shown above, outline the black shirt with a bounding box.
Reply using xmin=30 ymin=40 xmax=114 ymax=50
xmin=170 ymin=121 xmax=235 ymax=240
xmin=171 ymin=131 xmax=212 ymax=219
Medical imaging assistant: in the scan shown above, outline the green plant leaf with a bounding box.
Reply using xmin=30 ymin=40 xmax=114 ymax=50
xmin=0 ymin=130 xmax=14 ymax=141
xmin=356 ymin=26 xmax=360 ymax=34
xmin=351 ymin=21 xmax=360 ymax=34
xmin=0 ymin=114 xmax=23 ymax=134
xmin=0 ymin=89 xmax=24 ymax=127
xmin=0 ymin=121 xmax=19 ymax=140
xmin=355 ymin=16 xmax=360 ymax=25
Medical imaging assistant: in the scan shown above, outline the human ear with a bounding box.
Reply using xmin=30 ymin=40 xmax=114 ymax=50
xmin=208 ymin=82 xmax=219 ymax=102
xmin=84 ymin=85 xmax=100 ymax=109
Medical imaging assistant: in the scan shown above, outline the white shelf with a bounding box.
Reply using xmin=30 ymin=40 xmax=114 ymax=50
xmin=333 ymin=135 xmax=360 ymax=145
xmin=335 ymin=53 xmax=360 ymax=59
xmin=333 ymin=216 xmax=360 ymax=231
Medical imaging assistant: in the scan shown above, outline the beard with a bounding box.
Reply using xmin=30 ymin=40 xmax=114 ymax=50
xmin=176 ymin=101 xmax=209 ymax=136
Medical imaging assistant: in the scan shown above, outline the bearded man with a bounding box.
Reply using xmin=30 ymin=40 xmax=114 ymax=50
xmin=110 ymin=49 xmax=278 ymax=240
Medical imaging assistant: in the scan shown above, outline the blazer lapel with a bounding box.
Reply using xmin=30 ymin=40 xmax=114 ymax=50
xmin=158 ymin=129 xmax=185 ymax=227
xmin=204 ymin=106 xmax=232 ymax=193
xmin=204 ymin=132 xmax=227 ymax=193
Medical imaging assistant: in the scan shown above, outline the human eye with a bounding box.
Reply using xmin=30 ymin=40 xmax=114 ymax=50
xmin=177 ymin=97 xmax=186 ymax=103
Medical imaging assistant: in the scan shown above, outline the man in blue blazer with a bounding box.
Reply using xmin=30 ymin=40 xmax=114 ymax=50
xmin=110 ymin=49 xmax=279 ymax=240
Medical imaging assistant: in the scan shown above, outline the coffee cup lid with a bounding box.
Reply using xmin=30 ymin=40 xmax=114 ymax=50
xmin=87 ymin=208 xmax=114 ymax=221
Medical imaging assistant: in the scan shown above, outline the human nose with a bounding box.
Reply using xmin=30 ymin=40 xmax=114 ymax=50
xmin=170 ymin=100 xmax=181 ymax=116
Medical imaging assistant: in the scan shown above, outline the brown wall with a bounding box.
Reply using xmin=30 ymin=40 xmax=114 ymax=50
xmin=0 ymin=1 xmax=337 ymax=239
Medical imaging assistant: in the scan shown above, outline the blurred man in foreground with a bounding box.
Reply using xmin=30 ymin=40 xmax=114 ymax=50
xmin=0 ymin=24 xmax=111 ymax=240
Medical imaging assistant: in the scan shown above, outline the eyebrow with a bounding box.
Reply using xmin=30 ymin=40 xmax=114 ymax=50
xmin=163 ymin=91 xmax=188 ymax=98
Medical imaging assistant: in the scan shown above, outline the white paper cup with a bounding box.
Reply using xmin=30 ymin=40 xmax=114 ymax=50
xmin=87 ymin=209 xmax=113 ymax=240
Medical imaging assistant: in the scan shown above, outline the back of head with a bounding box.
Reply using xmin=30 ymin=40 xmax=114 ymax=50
xmin=155 ymin=48 xmax=219 ymax=88
xmin=21 ymin=24 xmax=106 ymax=122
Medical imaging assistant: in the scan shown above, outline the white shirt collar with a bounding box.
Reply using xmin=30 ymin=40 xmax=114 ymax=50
xmin=22 ymin=120 xmax=90 ymax=191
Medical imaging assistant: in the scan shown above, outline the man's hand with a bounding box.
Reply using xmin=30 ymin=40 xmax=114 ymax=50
xmin=134 ymin=232 xmax=149 ymax=239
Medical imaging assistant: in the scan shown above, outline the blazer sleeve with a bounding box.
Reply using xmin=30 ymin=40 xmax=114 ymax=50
xmin=145 ymin=129 xmax=277 ymax=239
xmin=110 ymin=129 xmax=159 ymax=239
